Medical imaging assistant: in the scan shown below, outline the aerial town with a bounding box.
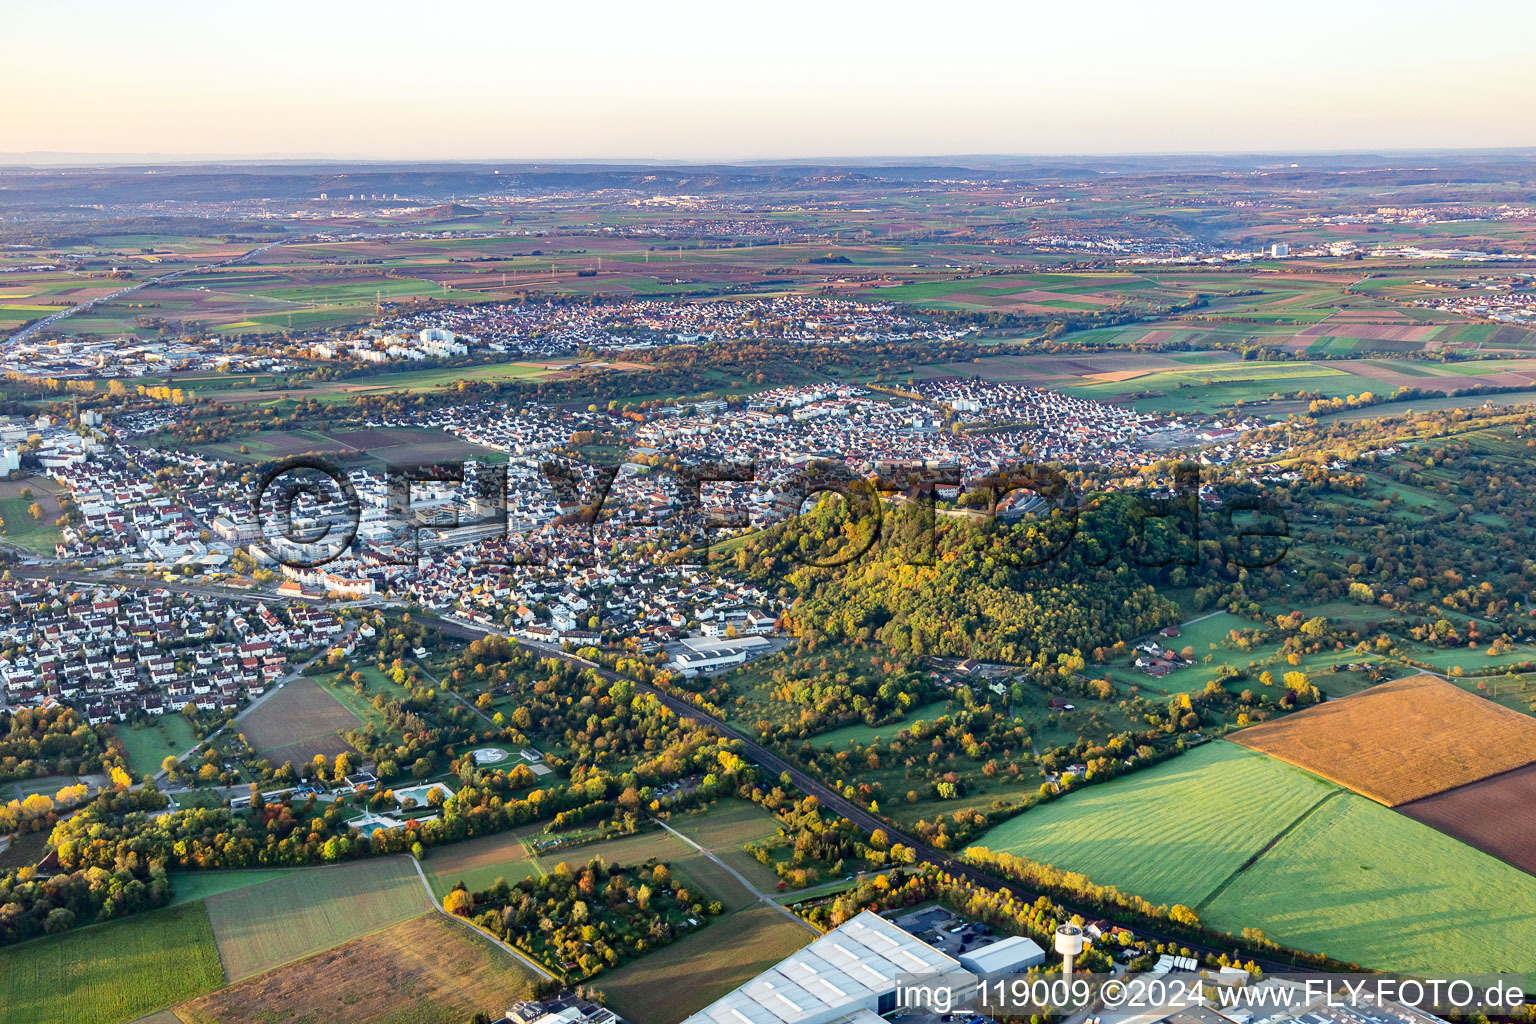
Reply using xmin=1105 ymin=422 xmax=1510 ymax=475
xmin=3 ymin=10 xmax=1536 ymax=1024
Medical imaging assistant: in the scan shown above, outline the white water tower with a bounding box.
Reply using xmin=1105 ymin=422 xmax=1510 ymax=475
xmin=1055 ymin=923 xmax=1086 ymax=980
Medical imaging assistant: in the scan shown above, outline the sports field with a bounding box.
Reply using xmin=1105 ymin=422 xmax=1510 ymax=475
xmin=1203 ymin=792 xmax=1536 ymax=973
xmin=203 ymin=857 xmax=432 ymax=981
xmin=174 ymin=913 xmax=538 ymax=1024
xmin=966 ymin=741 xmax=1338 ymax=907
xmin=1231 ymin=674 xmax=1536 ymax=805
xmin=0 ymin=902 xmax=223 ymax=1024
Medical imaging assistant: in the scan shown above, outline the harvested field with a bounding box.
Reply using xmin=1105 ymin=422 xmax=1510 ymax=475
xmin=600 ymin=906 xmax=813 ymax=1024
xmin=208 ymin=425 xmax=496 ymax=466
xmin=174 ymin=913 xmax=538 ymax=1024
xmin=1297 ymin=322 xmax=1439 ymax=342
xmin=238 ymin=679 xmax=358 ymax=762
xmin=1398 ymin=762 xmax=1536 ymax=875
xmin=204 ymin=857 xmax=431 ymax=981
xmin=1231 ymin=674 xmax=1536 ymax=806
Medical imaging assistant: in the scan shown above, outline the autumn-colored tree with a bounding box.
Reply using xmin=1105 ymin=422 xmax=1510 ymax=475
xmin=444 ymin=888 xmax=474 ymax=916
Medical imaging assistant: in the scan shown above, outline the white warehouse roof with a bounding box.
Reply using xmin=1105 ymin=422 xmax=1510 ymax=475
xmin=680 ymin=910 xmax=962 ymax=1024
xmin=958 ymin=934 xmax=1046 ymax=974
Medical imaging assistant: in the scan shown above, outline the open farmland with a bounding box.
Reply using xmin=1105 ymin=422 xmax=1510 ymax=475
xmin=174 ymin=913 xmax=538 ymax=1024
xmin=203 ymin=856 xmax=432 ymax=981
xmin=660 ymin=799 xmax=785 ymax=895
xmin=1202 ymin=792 xmax=1536 ymax=973
xmin=422 ymin=827 xmax=544 ymax=899
xmin=0 ymin=902 xmax=223 ymax=1024
xmin=1231 ymin=674 xmax=1536 ymax=805
xmin=425 ymin=803 xmax=778 ymax=911
xmin=968 ymin=738 xmax=1536 ymax=973
xmin=599 ymin=905 xmax=814 ymax=1024
xmin=910 ymin=349 xmax=1536 ymax=419
xmin=237 ymin=678 xmax=360 ymax=764
xmin=1398 ymin=762 xmax=1536 ymax=875
xmin=966 ymin=741 xmax=1339 ymax=908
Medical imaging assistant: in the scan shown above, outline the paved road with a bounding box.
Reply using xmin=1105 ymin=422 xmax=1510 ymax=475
xmin=420 ymin=613 xmax=1299 ymax=971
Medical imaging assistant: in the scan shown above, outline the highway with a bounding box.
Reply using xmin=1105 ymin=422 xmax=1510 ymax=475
xmin=4 ymin=239 xmax=284 ymax=346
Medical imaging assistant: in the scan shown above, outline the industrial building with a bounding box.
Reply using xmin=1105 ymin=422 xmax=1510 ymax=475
xmin=668 ymin=634 xmax=772 ymax=676
xmin=958 ymin=934 xmax=1046 ymax=975
xmin=679 ymin=910 xmax=964 ymax=1024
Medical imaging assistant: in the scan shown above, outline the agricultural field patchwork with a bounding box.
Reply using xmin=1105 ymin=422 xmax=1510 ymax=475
xmin=1203 ymin=792 xmax=1536 ymax=974
xmin=970 ymin=736 xmax=1536 ymax=974
xmin=1398 ymin=762 xmax=1536 ymax=875
xmin=422 ymin=827 xmax=545 ymax=899
xmin=1231 ymin=674 xmax=1536 ymax=805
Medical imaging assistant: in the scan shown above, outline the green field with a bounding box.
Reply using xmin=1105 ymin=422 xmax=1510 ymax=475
xmin=167 ymin=869 xmax=301 ymax=908
xmin=202 ymin=856 xmax=432 ymax=981
xmin=1061 ymin=361 xmax=1361 ymax=413
xmin=0 ymin=497 xmax=62 ymax=555
xmin=1204 ymin=793 xmax=1536 ymax=973
xmin=970 ymin=738 xmax=1536 ymax=973
xmin=426 ymin=802 xmax=782 ymax=908
xmin=661 ymin=799 xmax=785 ymax=892
xmin=115 ymin=714 xmax=198 ymax=777
xmin=423 ymin=827 xmax=545 ymax=899
xmin=967 ymin=742 xmax=1338 ymax=908
xmin=0 ymin=902 xmax=223 ymax=1024
xmin=809 ymin=699 xmax=957 ymax=749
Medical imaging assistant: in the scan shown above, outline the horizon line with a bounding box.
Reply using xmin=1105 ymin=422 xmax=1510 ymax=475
xmin=4 ymin=146 xmax=1536 ymax=169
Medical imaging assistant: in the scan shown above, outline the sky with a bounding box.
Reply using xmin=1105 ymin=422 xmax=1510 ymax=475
xmin=7 ymin=0 xmax=1536 ymax=161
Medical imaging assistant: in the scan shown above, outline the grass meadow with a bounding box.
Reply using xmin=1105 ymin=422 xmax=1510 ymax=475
xmin=966 ymin=741 xmax=1337 ymax=908
xmin=1203 ymin=793 xmax=1536 ymax=973
xmin=0 ymin=902 xmax=223 ymax=1024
